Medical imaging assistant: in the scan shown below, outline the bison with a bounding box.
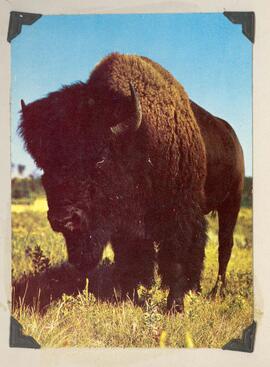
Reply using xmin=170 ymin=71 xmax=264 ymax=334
xmin=19 ymin=53 xmax=244 ymax=311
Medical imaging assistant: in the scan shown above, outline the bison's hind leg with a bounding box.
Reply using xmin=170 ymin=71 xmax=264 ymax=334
xmin=111 ymin=235 xmax=155 ymax=303
xmin=209 ymin=181 xmax=242 ymax=298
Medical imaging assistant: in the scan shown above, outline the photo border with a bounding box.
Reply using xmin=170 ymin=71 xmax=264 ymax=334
xmin=1 ymin=1 xmax=269 ymax=366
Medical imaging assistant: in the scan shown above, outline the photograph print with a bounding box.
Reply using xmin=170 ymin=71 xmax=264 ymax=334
xmin=11 ymin=12 xmax=253 ymax=348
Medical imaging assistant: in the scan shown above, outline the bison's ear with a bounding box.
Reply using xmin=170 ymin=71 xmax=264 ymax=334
xmin=111 ymin=82 xmax=142 ymax=136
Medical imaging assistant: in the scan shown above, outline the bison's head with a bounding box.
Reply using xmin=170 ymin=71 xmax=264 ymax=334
xmin=19 ymin=81 xmax=152 ymax=272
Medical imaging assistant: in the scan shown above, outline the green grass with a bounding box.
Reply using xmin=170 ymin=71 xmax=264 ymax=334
xmin=11 ymin=199 xmax=253 ymax=348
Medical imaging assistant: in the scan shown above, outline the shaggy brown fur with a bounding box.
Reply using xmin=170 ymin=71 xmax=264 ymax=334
xmin=87 ymin=53 xmax=207 ymax=195
xmin=141 ymin=56 xmax=244 ymax=294
xmin=19 ymin=53 xmax=243 ymax=310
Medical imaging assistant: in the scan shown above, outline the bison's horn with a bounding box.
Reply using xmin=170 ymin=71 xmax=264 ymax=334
xmin=21 ymin=99 xmax=26 ymax=112
xmin=111 ymin=82 xmax=142 ymax=135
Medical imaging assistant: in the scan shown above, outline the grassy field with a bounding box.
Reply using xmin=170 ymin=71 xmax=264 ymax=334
xmin=11 ymin=197 xmax=253 ymax=348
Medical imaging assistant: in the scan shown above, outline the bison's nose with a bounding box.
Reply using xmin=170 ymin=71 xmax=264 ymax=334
xmin=47 ymin=207 xmax=86 ymax=233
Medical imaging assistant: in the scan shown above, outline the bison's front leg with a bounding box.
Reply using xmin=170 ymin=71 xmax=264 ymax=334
xmin=158 ymin=245 xmax=189 ymax=312
xmin=166 ymin=264 xmax=187 ymax=312
xmin=158 ymin=206 xmax=207 ymax=312
xmin=111 ymin=235 xmax=155 ymax=303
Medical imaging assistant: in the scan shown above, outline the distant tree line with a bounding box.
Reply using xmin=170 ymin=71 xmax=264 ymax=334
xmin=241 ymin=176 xmax=252 ymax=208
xmin=11 ymin=176 xmax=44 ymax=204
xmin=12 ymin=163 xmax=26 ymax=177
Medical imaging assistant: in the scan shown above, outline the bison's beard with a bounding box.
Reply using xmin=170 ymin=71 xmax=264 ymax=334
xmin=63 ymin=210 xmax=147 ymax=272
xmin=64 ymin=229 xmax=109 ymax=272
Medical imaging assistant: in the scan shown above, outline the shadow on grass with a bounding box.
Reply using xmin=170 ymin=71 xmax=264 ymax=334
xmin=12 ymin=260 xmax=116 ymax=314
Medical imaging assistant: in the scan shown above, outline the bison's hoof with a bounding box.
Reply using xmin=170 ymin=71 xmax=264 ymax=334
xmin=208 ymin=283 xmax=226 ymax=299
xmin=167 ymin=292 xmax=184 ymax=313
xmin=128 ymin=290 xmax=140 ymax=305
xmin=113 ymin=286 xmax=140 ymax=305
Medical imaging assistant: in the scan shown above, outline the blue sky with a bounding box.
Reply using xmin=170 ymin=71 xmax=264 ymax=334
xmin=11 ymin=13 xmax=252 ymax=176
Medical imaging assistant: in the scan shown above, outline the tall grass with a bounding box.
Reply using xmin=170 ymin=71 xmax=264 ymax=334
xmin=11 ymin=198 xmax=253 ymax=348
